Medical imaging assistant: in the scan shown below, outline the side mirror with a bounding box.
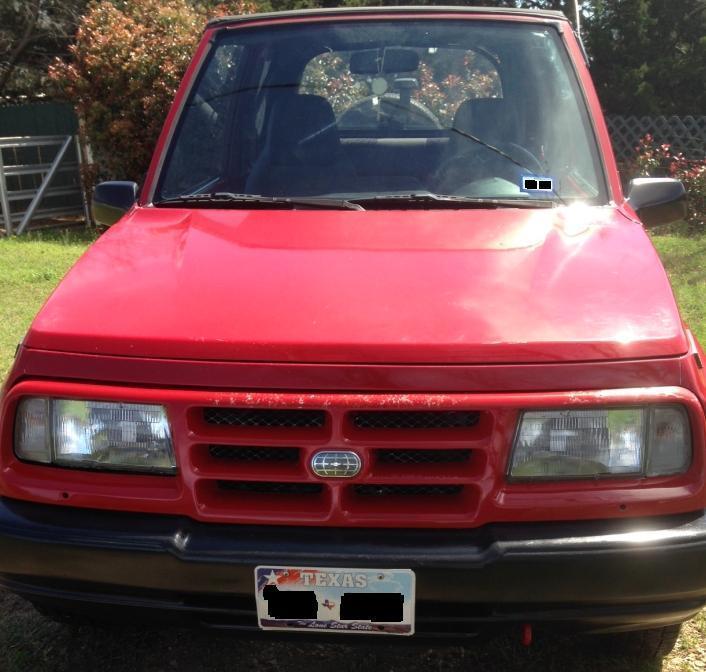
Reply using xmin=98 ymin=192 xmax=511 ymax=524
xmin=92 ymin=181 xmax=138 ymax=227
xmin=626 ymin=177 xmax=687 ymax=228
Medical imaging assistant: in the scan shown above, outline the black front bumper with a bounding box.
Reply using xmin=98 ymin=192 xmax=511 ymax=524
xmin=2 ymin=497 xmax=706 ymax=639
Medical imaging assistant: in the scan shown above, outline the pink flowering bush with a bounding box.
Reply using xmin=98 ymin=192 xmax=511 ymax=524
xmin=49 ymin=0 xmax=258 ymax=182
xmin=625 ymin=134 xmax=706 ymax=230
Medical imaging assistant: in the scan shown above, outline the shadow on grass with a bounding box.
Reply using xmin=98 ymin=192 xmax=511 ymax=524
xmin=0 ymin=225 xmax=100 ymax=246
xmin=0 ymin=592 xmax=662 ymax=672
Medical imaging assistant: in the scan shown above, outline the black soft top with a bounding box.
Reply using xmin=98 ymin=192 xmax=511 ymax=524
xmin=207 ymin=5 xmax=568 ymax=30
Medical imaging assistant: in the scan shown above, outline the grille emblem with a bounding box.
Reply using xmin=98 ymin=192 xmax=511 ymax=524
xmin=311 ymin=451 xmax=362 ymax=478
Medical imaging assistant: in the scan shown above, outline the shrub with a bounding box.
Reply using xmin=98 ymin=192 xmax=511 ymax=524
xmin=624 ymin=134 xmax=706 ymax=231
xmin=49 ymin=0 xmax=258 ymax=182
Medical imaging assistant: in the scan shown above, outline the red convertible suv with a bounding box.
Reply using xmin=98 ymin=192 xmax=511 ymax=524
xmin=0 ymin=6 xmax=702 ymax=662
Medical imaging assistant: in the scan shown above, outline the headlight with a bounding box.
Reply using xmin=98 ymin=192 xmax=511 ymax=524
xmin=15 ymin=398 xmax=176 ymax=474
xmin=509 ymin=406 xmax=690 ymax=480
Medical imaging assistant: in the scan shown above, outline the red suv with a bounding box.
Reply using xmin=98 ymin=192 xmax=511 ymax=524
xmin=0 ymin=6 xmax=701 ymax=662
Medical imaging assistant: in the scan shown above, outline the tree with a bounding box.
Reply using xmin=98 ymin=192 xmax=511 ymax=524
xmin=49 ymin=0 xmax=259 ymax=181
xmin=586 ymin=0 xmax=706 ymax=114
xmin=0 ymin=0 xmax=87 ymax=97
xmin=48 ymin=0 xmax=705 ymax=182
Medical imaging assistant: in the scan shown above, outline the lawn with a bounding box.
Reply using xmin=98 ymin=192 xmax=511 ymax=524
xmin=0 ymin=225 xmax=705 ymax=672
xmin=652 ymin=224 xmax=706 ymax=344
xmin=0 ymin=229 xmax=96 ymax=381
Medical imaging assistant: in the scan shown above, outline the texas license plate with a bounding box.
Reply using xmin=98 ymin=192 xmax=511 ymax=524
xmin=255 ymin=566 xmax=415 ymax=635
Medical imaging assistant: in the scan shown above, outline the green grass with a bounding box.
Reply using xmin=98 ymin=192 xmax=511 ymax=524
xmin=0 ymin=224 xmax=704 ymax=671
xmin=0 ymin=228 xmax=96 ymax=380
xmin=651 ymin=224 xmax=706 ymax=344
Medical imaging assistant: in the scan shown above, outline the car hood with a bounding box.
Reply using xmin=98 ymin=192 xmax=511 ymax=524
xmin=26 ymin=206 xmax=687 ymax=364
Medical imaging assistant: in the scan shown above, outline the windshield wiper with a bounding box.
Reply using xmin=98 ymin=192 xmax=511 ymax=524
xmin=155 ymin=192 xmax=555 ymax=211
xmin=447 ymin=128 xmax=569 ymax=207
xmin=154 ymin=192 xmax=364 ymax=211
xmin=349 ymin=192 xmax=556 ymax=209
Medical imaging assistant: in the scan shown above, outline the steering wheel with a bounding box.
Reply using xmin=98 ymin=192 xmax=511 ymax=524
xmin=338 ymin=95 xmax=442 ymax=131
xmin=434 ymin=142 xmax=545 ymax=195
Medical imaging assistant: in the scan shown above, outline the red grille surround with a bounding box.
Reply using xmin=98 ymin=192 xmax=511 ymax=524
xmin=1 ymin=382 xmax=705 ymax=528
xmin=189 ymin=402 xmax=490 ymax=525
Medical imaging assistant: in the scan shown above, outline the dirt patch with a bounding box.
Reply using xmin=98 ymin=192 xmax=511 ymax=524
xmin=0 ymin=589 xmax=678 ymax=672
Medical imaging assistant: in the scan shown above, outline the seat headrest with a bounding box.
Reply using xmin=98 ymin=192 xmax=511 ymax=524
xmin=267 ymin=94 xmax=340 ymax=164
xmin=452 ymin=98 xmax=515 ymax=144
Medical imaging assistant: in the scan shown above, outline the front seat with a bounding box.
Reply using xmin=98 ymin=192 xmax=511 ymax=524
xmin=435 ymin=97 xmax=531 ymax=194
xmin=245 ymin=94 xmax=356 ymax=197
xmin=451 ymin=97 xmax=518 ymax=150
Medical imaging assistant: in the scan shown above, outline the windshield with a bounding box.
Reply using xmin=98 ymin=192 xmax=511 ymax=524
xmin=155 ymin=19 xmax=607 ymax=206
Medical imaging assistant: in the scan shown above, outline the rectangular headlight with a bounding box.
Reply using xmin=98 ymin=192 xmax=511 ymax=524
xmin=15 ymin=397 xmax=176 ymax=474
xmin=509 ymin=406 xmax=690 ymax=480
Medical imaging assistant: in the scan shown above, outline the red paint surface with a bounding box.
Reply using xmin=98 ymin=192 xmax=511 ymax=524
xmin=1 ymin=382 xmax=705 ymax=527
xmin=23 ymin=207 xmax=687 ymax=364
xmin=6 ymin=347 xmax=690 ymax=393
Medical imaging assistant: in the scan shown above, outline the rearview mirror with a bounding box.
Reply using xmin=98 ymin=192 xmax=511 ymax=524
xmin=627 ymin=178 xmax=687 ymax=228
xmin=350 ymin=48 xmax=420 ymax=75
xmin=92 ymin=181 xmax=138 ymax=227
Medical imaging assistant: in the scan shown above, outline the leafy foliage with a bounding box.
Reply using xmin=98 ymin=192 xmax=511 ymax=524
xmin=413 ymin=51 xmax=500 ymax=125
xmin=45 ymin=0 xmax=706 ymax=182
xmin=4 ymin=0 xmax=705 ymax=116
xmin=48 ymin=0 xmax=258 ymax=181
xmin=624 ymin=134 xmax=706 ymax=230
xmin=300 ymin=53 xmax=369 ymax=115
xmin=300 ymin=49 xmax=500 ymax=125
xmin=586 ymin=0 xmax=706 ymax=114
xmin=0 ymin=0 xmax=87 ymax=97
xmin=279 ymin=0 xmax=705 ymax=115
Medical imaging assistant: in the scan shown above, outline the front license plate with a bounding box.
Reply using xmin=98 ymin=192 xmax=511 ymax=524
xmin=255 ymin=566 xmax=415 ymax=635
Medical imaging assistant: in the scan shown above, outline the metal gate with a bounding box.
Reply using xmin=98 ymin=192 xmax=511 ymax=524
xmin=0 ymin=134 xmax=90 ymax=235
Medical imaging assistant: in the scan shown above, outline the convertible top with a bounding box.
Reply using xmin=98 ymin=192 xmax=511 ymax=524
xmin=207 ymin=6 xmax=568 ymax=30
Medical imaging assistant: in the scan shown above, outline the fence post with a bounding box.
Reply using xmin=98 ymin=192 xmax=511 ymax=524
xmin=15 ymin=134 xmax=72 ymax=235
xmin=0 ymin=146 xmax=12 ymax=235
xmin=75 ymin=134 xmax=92 ymax=226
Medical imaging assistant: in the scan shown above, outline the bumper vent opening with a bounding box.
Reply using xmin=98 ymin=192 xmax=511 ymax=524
xmin=196 ymin=478 xmax=330 ymax=521
xmin=208 ymin=446 xmax=299 ymax=462
xmin=353 ymin=484 xmax=464 ymax=497
xmin=217 ymin=481 xmax=323 ymax=496
xmin=203 ymin=408 xmax=326 ymax=429
xmin=351 ymin=411 xmax=480 ymax=431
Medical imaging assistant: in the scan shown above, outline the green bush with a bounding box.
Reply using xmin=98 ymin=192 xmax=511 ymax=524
xmin=49 ymin=0 xmax=258 ymax=182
